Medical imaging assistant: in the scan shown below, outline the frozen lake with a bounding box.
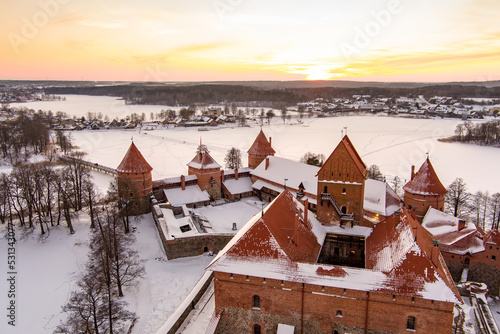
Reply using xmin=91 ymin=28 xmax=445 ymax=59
xmin=11 ymin=95 xmax=499 ymax=194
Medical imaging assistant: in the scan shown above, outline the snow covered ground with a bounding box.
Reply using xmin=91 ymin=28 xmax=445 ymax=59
xmin=193 ymin=197 xmax=265 ymax=233
xmin=10 ymin=95 xmax=500 ymax=193
xmin=0 ymin=212 xmax=212 ymax=334
xmin=68 ymin=114 xmax=499 ymax=195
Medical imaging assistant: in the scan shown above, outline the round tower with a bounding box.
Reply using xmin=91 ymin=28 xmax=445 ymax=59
xmin=116 ymin=142 xmax=153 ymax=200
xmin=247 ymin=129 xmax=275 ymax=169
xmin=403 ymin=158 xmax=447 ymax=223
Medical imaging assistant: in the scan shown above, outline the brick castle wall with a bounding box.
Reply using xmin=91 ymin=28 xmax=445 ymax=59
xmin=213 ymin=272 xmax=454 ymax=333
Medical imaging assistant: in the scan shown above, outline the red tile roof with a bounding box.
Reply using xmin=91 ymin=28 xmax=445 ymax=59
xmin=247 ymin=129 xmax=276 ymax=156
xmin=403 ymin=158 xmax=447 ymax=196
xmin=318 ymin=135 xmax=366 ymax=177
xmin=485 ymin=228 xmax=500 ymax=246
xmin=366 ymin=209 xmax=462 ymax=302
xmin=187 ymin=151 xmax=221 ymax=170
xmin=208 ymin=190 xmax=322 ymax=264
xmin=116 ymin=142 xmax=153 ymax=173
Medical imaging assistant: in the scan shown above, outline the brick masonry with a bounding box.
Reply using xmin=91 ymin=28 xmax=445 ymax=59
xmin=213 ymin=272 xmax=454 ymax=334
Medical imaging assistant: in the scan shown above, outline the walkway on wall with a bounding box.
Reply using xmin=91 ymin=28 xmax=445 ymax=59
xmin=321 ymin=192 xmax=354 ymax=222
xmin=471 ymin=294 xmax=500 ymax=334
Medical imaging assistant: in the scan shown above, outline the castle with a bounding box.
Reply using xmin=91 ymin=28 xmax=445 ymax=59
xmin=116 ymin=129 xmax=499 ymax=333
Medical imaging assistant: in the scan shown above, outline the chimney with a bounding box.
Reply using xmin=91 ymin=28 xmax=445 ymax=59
xmin=221 ymin=170 xmax=224 ymax=181
xmin=235 ymin=168 xmax=238 ymax=180
xmin=269 ymin=137 xmax=272 ymax=147
xmin=431 ymin=240 xmax=440 ymax=267
xmin=181 ymin=175 xmax=186 ymax=190
xmin=304 ymin=199 xmax=309 ymax=223
xmin=294 ymin=213 xmax=300 ymax=245
xmin=265 ymin=157 xmax=269 ymax=170
xmin=411 ymin=165 xmax=415 ymax=180
xmin=394 ymin=211 xmax=401 ymax=223
xmin=458 ymin=219 xmax=466 ymax=231
xmin=410 ymin=206 xmax=416 ymax=219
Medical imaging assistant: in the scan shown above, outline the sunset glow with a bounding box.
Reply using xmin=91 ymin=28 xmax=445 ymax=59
xmin=1 ymin=0 xmax=500 ymax=82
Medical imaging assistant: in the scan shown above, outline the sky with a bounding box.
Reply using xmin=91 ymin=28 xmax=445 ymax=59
xmin=1 ymin=0 xmax=500 ymax=82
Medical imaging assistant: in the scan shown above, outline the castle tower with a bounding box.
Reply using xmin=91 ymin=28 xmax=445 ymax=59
xmin=317 ymin=135 xmax=367 ymax=225
xmin=187 ymin=145 xmax=222 ymax=200
xmin=116 ymin=142 xmax=153 ymax=206
xmin=247 ymin=129 xmax=275 ymax=169
xmin=403 ymin=158 xmax=447 ymax=223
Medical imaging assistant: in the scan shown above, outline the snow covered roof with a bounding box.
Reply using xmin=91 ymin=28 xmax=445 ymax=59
xmin=422 ymin=208 xmax=484 ymax=255
xmin=318 ymin=135 xmax=366 ymax=178
xmin=251 ymin=156 xmax=319 ymax=196
xmin=208 ymin=192 xmax=461 ymax=304
xmin=363 ymin=179 xmax=403 ymax=217
xmin=252 ymin=179 xmax=317 ymax=205
xmin=116 ymin=142 xmax=153 ymax=173
xmin=223 ymin=177 xmax=253 ymax=195
xmin=187 ymin=151 xmax=221 ymax=170
xmin=163 ymin=185 xmax=209 ymax=206
xmin=366 ymin=209 xmax=462 ymax=303
xmin=403 ymin=158 xmax=446 ymax=196
xmin=247 ymin=129 xmax=275 ymax=156
xmin=153 ymin=175 xmax=197 ymax=188
xmin=485 ymin=229 xmax=500 ymax=246
xmin=224 ymin=167 xmax=252 ymax=176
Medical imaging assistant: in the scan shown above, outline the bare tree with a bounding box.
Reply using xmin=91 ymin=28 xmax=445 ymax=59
xmin=391 ymin=176 xmax=404 ymax=198
xmin=367 ymin=165 xmax=384 ymax=181
xmin=445 ymin=178 xmax=471 ymax=218
xmin=224 ymin=147 xmax=242 ymax=169
xmin=300 ymin=152 xmax=325 ymax=167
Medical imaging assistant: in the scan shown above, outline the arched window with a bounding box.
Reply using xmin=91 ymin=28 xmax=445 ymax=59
xmin=407 ymin=316 xmax=416 ymax=330
xmin=336 ymin=310 xmax=343 ymax=317
xmin=341 ymin=206 xmax=347 ymax=214
xmin=253 ymin=295 xmax=260 ymax=308
xmin=254 ymin=324 xmax=261 ymax=334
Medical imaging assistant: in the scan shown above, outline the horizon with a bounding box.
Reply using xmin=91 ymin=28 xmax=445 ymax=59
xmin=2 ymin=0 xmax=500 ymax=82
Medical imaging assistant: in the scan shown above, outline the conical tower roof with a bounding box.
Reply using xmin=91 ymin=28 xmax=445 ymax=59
xmin=247 ymin=129 xmax=275 ymax=156
xmin=116 ymin=142 xmax=153 ymax=173
xmin=403 ymin=158 xmax=446 ymax=196
xmin=187 ymin=150 xmax=221 ymax=170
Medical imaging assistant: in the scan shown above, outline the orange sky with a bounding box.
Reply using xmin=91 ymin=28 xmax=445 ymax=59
xmin=1 ymin=0 xmax=500 ymax=82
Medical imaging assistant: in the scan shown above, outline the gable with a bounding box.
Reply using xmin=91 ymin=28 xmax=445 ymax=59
xmin=318 ymin=135 xmax=366 ymax=182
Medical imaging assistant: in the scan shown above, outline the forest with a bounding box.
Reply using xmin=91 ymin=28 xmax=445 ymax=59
xmin=44 ymin=83 xmax=500 ymax=106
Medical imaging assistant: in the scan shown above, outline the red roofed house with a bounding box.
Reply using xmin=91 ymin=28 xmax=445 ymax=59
xmin=403 ymin=158 xmax=447 ymax=223
xmin=208 ymin=191 xmax=461 ymax=333
xmin=317 ymin=135 xmax=368 ymax=226
xmin=247 ymin=129 xmax=275 ymax=169
xmin=188 ymin=145 xmax=223 ymax=201
xmin=116 ymin=142 xmax=153 ymax=212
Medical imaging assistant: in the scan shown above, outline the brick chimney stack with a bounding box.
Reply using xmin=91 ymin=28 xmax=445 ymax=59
xmin=294 ymin=213 xmax=300 ymax=245
xmin=235 ymin=168 xmax=239 ymax=180
xmin=458 ymin=219 xmax=466 ymax=231
xmin=431 ymin=240 xmax=441 ymax=267
xmin=269 ymin=137 xmax=272 ymax=147
xmin=265 ymin=157 xmax=270 ymax=170
xmin=304 ymin=199 xmax=309 ymax=224
xmin=181 ymin=175 xmax=186 ymax=190
xmin=411 ymin=165 xmax=415 ymax=180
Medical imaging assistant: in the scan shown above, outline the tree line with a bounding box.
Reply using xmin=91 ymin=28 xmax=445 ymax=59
xmin=0 ymin=154 xmax=98 ymax=235
xmin=56 ymin=204 xmax=144 ymax=333
xmin=450 ymin=120 xmax=500 ymax=146
xmin=45 ymin=83 xmax=500 ymax=106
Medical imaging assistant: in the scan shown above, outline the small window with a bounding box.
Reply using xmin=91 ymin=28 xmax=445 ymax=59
xmin=336 ymin=310 xmax=343 ymax=317
xmin=254 ymin=324 xmax=261 ymax=334
xmin=339 ymin=173 xmax=341 ymax=177
xmin=253 ymin=295 xmax=260 ymax=308
xmin=493 ymin=255 xmax=496 ymax=261
xmin=407 ymin=316 xmax=416 ymax=330
xmin=342 ymin=188 xmax=346 ymax=194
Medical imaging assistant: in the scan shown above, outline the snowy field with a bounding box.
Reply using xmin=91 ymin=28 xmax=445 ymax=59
xmin=0 ymin=213 xmax=212 ymax=334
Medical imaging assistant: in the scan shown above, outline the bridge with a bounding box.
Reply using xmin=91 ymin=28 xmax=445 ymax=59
xmin=471 ymin=293 xmax=500 ymax=334
xmin=59 ymin=155 xmax=117 ymax=176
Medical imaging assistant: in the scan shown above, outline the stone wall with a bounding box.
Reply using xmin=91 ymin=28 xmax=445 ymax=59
xmin=163 ymin=234 xmax=235 ymax=260
xmin=213 ymin=272 xmax=454 ymax=334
